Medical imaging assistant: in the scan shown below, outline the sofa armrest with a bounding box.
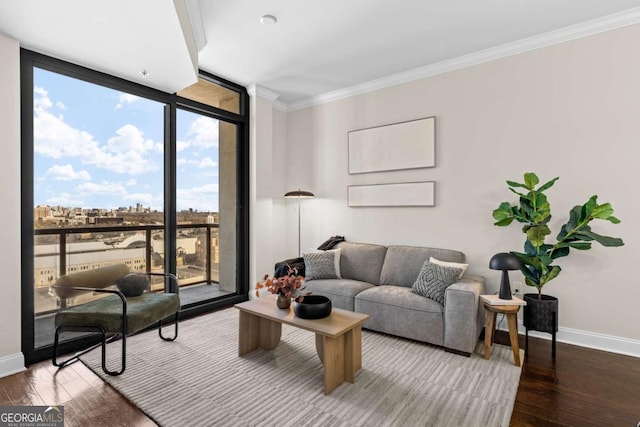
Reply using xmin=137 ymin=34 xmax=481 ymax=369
xmin=443 ymin=275 xmax=485 ymax=355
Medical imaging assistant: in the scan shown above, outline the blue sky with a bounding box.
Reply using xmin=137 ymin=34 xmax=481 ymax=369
xmin=33 ymin=68 xmax=220 ymax=212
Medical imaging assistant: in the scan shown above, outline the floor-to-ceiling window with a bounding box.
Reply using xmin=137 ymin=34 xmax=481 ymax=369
xmin=174 ymin=109 xmax=238 ymax=306
xmin=21 ymin=51 xmax=249 ymax=363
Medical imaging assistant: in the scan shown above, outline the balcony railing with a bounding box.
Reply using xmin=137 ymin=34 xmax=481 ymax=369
xmin=34 ymin=223 xmax=220 ymax=315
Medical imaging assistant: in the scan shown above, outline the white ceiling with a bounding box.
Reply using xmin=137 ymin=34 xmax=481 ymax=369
xmin=0 ymin=0 xmax=198 ymax=93
xmin=1 ymin=0 xmax=640 ymax=107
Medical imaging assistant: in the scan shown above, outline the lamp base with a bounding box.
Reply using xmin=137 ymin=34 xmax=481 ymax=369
xmin=499 ymin=272 xmax=512 ymax=300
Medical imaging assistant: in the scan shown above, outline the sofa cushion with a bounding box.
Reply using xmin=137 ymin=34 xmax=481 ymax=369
xmin=411 ymin=261 xmax=463 ymax=304
xmin=355 ymin=286 xmax=444 ymax=345
xmin=303 ymin=249 xmax=341 ymax=280
xmin=303 ymin=278 xmax=374 ymax=311
xmin=334 ymin=242 xmax=387 ymax=285
xmin=379 ymin=245 xmax=466 ymax=288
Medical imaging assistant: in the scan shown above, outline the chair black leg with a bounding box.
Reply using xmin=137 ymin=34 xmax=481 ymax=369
xmin=159 ymin=312 xmax=179 ymax=341
xmin=101 ymin=332 xmax=126 ymax=376
xmin=53 ymin=325 xmax=105 ymax=369
xmin=52 ymin=325 xmax=125 ymax=376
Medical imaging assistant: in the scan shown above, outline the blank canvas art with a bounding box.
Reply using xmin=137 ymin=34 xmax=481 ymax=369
xmin=348 ymin=117 xmax=435 ymax=174
xmin=348 ymin=182 xmax=436 ymax=207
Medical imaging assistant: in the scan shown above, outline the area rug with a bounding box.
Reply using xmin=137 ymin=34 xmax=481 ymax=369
xmin=81 ymin=308 xmax=523 ymax=427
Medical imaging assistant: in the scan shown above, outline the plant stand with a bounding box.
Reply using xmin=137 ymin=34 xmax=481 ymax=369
xmin=523 ymin=293 xmax=558 ymax=361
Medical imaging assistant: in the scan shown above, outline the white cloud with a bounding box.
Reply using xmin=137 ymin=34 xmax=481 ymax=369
xmin=45 ymin=164 xmax=91 ymax=181
xmin=177 ymin=157 xmax=218 ymax=169
xmin=55 ymin=101 xmax=67 ymax=110
xmin=177 ymin=183 xmax=219 ymax=212
xmin=121 ymin=178 xmax=137 ymax=186
xmin=189 ymin=116 xmax=219 ymax=148
xmin=197 ymin=157 xmax=217 ymax=168
xmin=124 ymin=192 xmax=154 ymax=206
xmin=33 ymin=88 xmax=159 ymax=175
xmin=46 ymin=192 xmax=84 ymax=207
xmin=34 ymin=86 xmax=52 ymax=112
xmin=177 ymin=140 xmax=190 ymax=152
xmin=114 ymin=92 xmax=141 ymax=110
xmin=107 ymin=124 xmax=155 ymax=154
xmin=76 ymin=181 xmax=127 ymax=196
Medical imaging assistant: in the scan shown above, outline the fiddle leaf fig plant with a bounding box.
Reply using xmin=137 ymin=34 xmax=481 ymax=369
xmin=492 ymin=172 xmax=624 ymax=297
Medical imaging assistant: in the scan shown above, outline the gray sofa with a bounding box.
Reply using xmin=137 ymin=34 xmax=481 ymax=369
xmin=303 ymin=242 xmax=485 ymax=356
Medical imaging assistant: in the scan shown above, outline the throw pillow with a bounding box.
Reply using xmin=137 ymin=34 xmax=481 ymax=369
xmin=116 ymin=273 xmax=150 ymax=297
xmin=429 ymin=257 xmax=469 ymax=279
xmin=411 ymin=260 xmax=463 ymax=305
xmin=304 ymin=249 xmax=342 ymax=280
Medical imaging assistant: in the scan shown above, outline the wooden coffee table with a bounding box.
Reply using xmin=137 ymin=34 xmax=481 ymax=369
xmin=235 ymin=295 xmax=369 ymax=394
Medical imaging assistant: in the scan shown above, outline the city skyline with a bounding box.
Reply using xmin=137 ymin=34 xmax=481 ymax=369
xmin=33 ymin=67 xmax=221 ymax=212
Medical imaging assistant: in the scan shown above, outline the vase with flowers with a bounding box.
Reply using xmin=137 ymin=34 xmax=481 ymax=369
xmin=256 ymin=266 xmax=310 ymax=309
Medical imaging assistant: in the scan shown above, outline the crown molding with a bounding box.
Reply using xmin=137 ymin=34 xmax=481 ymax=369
xmin=286 ymin=7 xmax=640 ymax=112
xmin=246 ymin=84 xmax=280 ymax=102
xmin=272 ymin=100 xmax=288 ymax=112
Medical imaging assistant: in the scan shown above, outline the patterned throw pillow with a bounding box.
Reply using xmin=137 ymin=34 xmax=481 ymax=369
xmin=429 ymin=257 xmax=468 ymax=279
xmin=304 ymin=250 xmax=341 ymax=280
xmin=411 ymin=260 xmax=463 ymax=305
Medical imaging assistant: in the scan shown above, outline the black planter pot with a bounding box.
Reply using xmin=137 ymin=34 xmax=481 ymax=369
xmin=523 ymin=293 xmax=558 ymax=360
xmin=523 ymin=294 xmax=558 ymax=333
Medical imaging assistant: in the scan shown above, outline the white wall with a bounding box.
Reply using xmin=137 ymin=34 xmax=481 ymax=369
xmin=249 ymin=89 xmax=291 ymax=295
xmin=272 ymin=109 xmax=290 ymax=263
xmin=285 ymin=24 xmax=640 ymax=352
xmin=0 ymin=33 xmax=25 ymax=376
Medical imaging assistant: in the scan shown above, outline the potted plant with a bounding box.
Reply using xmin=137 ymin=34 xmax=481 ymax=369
xmin=492 ymin=172 xmax=624 ymax=339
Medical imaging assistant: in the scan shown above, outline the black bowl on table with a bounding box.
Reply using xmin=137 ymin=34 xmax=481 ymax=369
xmin=294 ymin=295 xmax=332 ymax=319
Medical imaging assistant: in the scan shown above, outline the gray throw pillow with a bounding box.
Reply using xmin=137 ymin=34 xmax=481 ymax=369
xmin=304 ymin=251 xmax=341 ymax=280
xmin=116 ymin=273 xmax=150 ymax=297
xmin=411 ymin=261 xmax=463 ymax=305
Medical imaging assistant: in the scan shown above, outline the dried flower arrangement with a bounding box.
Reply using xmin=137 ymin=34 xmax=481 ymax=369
xmin=255 ymin=266 xmax=310 ymax=302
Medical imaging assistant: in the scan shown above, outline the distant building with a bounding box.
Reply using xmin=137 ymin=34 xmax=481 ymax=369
xmin=34 ymin=205 xmax=51 ymax=220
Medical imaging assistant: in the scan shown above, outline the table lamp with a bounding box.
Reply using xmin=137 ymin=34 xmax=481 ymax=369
xmin=489 ymin=252 xmax=521 ymax=300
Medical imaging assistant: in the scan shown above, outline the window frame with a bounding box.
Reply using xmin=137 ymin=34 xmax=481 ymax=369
xmin=20 ymin=49 xmax=250 ymax=364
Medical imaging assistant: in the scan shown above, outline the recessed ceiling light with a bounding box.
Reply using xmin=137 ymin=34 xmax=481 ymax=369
xmin=260 ymin=14 xmax=277 ymax=25
xmin=140 ymin=70 xmax=149 ymax=78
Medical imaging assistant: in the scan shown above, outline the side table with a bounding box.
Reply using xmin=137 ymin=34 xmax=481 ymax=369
xmin=480 ymin=295 xmax=526 ymax=367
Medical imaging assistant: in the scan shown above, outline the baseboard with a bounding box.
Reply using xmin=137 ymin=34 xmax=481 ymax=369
xmin=0 ymin=352 xmax=25 ymax=378
xmin=497 ymin=320 xmax=640 ymax=358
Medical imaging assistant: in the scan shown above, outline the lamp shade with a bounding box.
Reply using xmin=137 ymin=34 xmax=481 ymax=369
xmin=489 ymin=253 xmax=521 ymax=271
xmin=284 ymin=189 xmax=315 ymax=198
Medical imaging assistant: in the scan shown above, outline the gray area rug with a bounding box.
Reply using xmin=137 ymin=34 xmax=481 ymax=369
xmin=81 ymin=308 xmax=523 ymax=427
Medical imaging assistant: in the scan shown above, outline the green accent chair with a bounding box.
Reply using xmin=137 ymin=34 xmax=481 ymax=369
xmin=51 ymin=264 xmax=180 ymax=376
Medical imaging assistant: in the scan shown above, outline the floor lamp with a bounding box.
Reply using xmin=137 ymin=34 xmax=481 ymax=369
xmin=284 ymin=189 xmax=315 ymax=256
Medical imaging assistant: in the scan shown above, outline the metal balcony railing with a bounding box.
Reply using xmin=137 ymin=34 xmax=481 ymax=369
xmin=34 ymin=223 xmax=220 ymax=315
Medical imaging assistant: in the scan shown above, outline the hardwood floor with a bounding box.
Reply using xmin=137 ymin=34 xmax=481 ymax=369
xmin=0 ymin=360 xmax=154 ymax=426
xmin=503 ymin=333 xmax=640 ymax=427
xmin=1 ymin=334 xmax=638 ymax=426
